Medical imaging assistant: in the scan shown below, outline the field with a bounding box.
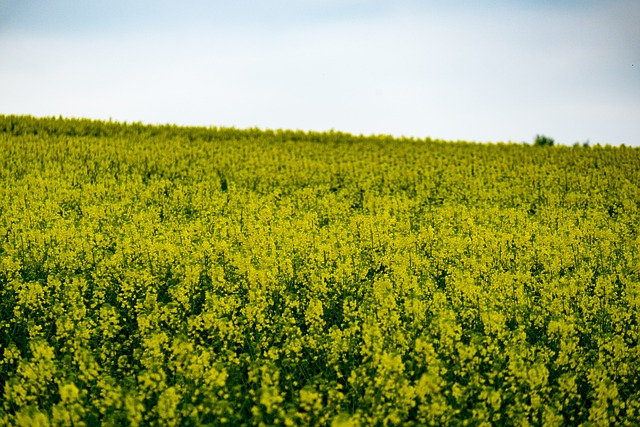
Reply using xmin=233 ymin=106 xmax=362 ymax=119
xmin=1 ymin=115 xmax=639 ymax=426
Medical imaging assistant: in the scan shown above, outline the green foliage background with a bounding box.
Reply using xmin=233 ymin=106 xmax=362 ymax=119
xmin=1 ymin=115 xmax=639 ymax=426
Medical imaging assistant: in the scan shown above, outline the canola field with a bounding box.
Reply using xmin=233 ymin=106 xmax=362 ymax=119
xmin=1 ymin=115 xmax=639 ymax=426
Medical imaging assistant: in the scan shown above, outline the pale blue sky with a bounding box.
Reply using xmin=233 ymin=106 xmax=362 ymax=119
xmin=1 ymin=0 xmax=638 ymax=145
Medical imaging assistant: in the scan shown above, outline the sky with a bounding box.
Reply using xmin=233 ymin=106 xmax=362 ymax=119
xmin=0 ymin=0 xmax=638 ymax=146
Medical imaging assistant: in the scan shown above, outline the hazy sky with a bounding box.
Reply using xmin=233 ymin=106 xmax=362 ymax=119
xmin=1 ymin=0 xmax=639 ymax=145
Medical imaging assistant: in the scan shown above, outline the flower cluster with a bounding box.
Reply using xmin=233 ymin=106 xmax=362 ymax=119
xmin=1 ymin=115 xmax=639 ymax=425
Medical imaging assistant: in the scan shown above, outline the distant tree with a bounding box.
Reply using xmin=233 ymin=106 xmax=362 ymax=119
xmin=534 ymin=134 xmax=555 ymax=146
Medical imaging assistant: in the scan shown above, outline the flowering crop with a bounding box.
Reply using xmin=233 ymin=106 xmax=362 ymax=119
xmin=1 ymin=115 xmax=639 ymax=425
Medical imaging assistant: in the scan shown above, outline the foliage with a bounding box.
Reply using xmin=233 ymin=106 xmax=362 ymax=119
xmin=534 ymin=134 xmax=555 ymax=147
xmin=1 ymin=115 xmax=639 ymax=425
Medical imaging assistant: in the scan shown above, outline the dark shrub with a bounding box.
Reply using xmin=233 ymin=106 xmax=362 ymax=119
xmin=534 ymin=134 xmax=555 ymax=146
